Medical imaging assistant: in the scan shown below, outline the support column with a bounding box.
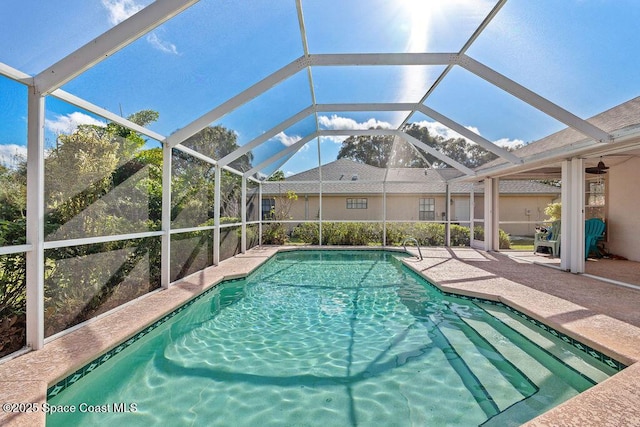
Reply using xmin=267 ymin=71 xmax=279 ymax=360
xmin=483 ymin=178 xmax=499 ymax=251
xmin=560 ymin=160 xmax=571 ymax=271
xmin=318 ymin=179 xmax=323 ymax=247
xmin=469 ymin=184 xmax=475 ymax=243
xmin=26 ymin=90 xmax=45 ymax=350
xmin=161 ymin=144 xmax=172 ymax=288
xmin=258 ymin=183 xmax=263 ymax=246
xmin=213 ymin=165 xmax=221 ymax=265
xmin=445 ymin=184 xmax=451 ymax=246
xmin=241 ymin=177 xmax=247 ymax=253
xmin=382 ymin=181 xmax=387 ymax=247
xmin=569 ymin=158 xmax=585 ymax=273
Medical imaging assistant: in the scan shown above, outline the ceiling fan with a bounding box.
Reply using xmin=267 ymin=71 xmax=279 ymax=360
xmin=585 ymin=157 xmax=609 ymax=174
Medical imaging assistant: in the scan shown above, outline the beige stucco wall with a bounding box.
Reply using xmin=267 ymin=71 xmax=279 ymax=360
xmin=269 ymin=192 xmax=558 ymax=237
xmin=606 ymin=157 xmax=640 ymax=261
xmin=498 ymin=195 xmax=560 ymax=236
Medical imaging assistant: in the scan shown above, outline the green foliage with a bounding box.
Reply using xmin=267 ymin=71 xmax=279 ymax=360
xmin=471 ymin=227 xmax=512 ymax=249
xmin=291 ymin=222 xmax=512 ymax=249
xmin=337 ymin=130 xmax=430 ymax=168
xmin=262 ymin=223 xmax=290 ymax=245
xmin=262 ymin=191 xmax=299 ymax=244
xmin=0 ymin=253 xmax=26 ymax=355
xmin=43 ymin=238 xmax=161 ymax=337
xmin=267 ymin=170 xmax=285 ymax=181
xmin=336 ymin=123 xmax=516 ymax=169
xmin=544 ymin=202 xmax=561 ymax=221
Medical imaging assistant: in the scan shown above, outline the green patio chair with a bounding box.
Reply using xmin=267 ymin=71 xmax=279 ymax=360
xmin=534 ymin=220 xmax=560 ymax=258
xmin=585 ymin=218 xmax=605 ymax=260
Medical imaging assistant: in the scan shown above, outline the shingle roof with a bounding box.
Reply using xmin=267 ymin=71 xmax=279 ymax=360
xmin=263 ymin=159 xmax=560 ymax=196
xmin=479 ymin=96 xmax=640 ymax=171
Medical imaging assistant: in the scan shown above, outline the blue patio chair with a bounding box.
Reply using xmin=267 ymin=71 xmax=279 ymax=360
xmin=585 ymin=218 xmax=605 ymax=260
xmin=534 ymin=220 xmax=560 ymax=258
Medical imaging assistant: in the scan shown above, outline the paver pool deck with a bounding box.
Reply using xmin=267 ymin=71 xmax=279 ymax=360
xmin=1 ymin=246 xmax=639 ymax=426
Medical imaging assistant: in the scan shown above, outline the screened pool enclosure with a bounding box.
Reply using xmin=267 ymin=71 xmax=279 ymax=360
xmin=1 ymin=0 xmax=640 ymax=360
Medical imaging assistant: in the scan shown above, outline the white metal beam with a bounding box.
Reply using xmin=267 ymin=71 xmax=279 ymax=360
xmin=241 ymin=178 xmax=247 ymax=253
xmin=165 ymin=58 xmax=308 ymax=147
xmin=310 ymin=53 xmax=456 ymax=67
xmin=0 ymin=62 xmax=32 ymax=84
xmin=417 ymin=105 xmax=522 ymax=164
xmin=460 ymin=55 xmax=612 ymax=143
xmin=243 ymin=133 xmax=317 ymax=178
xmin=35 ymin=0 xmax=199 ymax=94
xmin=217 ymin=106 xmax=314 ymax=167
xmin=161 ymin=144 xmax=172 ymax=288
xmin=213 ymin=166 xmax=221 ymax=266
xmin=26 ymin=91 xmax=45 ymax=350
xmin=51 ymin=89 xmax=166 ymax=142
xmin=173 ymin=144 xmax=217 ymax=165
xmin=316 ymin=103 xmax=419 ymax=112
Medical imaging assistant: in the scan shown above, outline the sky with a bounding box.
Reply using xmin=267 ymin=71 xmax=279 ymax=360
xmin=1 ymin=0 xmax=640 ymax=176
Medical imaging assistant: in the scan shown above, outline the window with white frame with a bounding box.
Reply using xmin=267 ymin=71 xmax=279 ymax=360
xmin=419 ymin=198 xmax=435 ymax=220
xmin=346 ymin=198 xmax=367 ymax=209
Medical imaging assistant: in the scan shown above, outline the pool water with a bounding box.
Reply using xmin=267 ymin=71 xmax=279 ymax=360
xmin=48 ymin=250 xmax=617 ymax=426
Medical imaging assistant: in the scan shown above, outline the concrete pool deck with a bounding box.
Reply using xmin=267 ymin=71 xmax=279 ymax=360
xmin=1 ymin=246 xmax=639 ymax=426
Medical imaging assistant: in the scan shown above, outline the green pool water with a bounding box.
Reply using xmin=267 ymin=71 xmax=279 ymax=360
xmin=47 ymin=250 xmax=618 ymax=426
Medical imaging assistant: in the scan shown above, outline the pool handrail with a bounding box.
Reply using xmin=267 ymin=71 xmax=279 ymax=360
xmin=402 ymin=237 xmax=423 ymax=260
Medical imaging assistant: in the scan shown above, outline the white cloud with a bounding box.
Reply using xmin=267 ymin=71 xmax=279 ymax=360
xmin=102 ymin=1 xmax=179 ymax=54
xmin=318 ymin=115 xmax=393 ymax=143
xmin=45 ymin=112 xmax=106 ymax=135
xmin=318 ymin=114 xmax=392 ymax=131
xmin=101 ymin=0 xmax=144 ymax=25
xmin=274 ymin=132 xmax=300 ymax=147
xmin=285 ymin=170 xmax=295 ymax=177
xmin=493 ymin=137 xmax=525 ymax=149
xmin=0 ymin=144 xmax=27 ymax=168
xmin=147 ymin=32 xmax=179 ymax=55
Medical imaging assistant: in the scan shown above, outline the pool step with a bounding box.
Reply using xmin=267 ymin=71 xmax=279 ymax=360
xmin=457 ymin=313 xmax=593 ymax=426
xmin=432 ymin=315 xmax=532 ymax=412
xmin=479 ymin=303 xmax=615 ymax=382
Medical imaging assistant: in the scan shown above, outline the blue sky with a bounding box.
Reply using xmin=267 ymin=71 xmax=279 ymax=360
xmin=1 ymin=0 xmax=640 ymax=176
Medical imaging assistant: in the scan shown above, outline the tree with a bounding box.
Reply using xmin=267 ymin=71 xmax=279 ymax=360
xmin=267 ymin=170 xmax=285 ymax=181
xmin=337 ymin=123 xmax=516 ymax=170
xmin=337 ymin=128 xmax=430 ymax=168
xmin=181 ymin=125 xmax=252 ymax=171
xmin=171 ymin=125 xmax=250 ymax=226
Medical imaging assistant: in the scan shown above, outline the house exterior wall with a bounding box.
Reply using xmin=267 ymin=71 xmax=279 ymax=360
xmin=498 ymin=195 xmax=560 ymax=236
xmin=606 ymin=157 xmax=640 ymax=261
xmin=322 ymin=195 xmax=384 ymax=221
xmin=385 ymin=195 xmax=448 ymax=222
xmin=264 ymin=192 xmax=558 ymax=237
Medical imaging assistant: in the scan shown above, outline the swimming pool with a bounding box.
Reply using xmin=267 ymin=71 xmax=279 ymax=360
xmin=47 ymin=250 xmax=620 ymax=426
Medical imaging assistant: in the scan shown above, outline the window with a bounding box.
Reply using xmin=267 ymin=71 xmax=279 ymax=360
xmin=419 ymin=198 xmax=435 ymax=220
xmin=585 ymin=176 xmax=606 ymax=220
xmin=346 ymin=198 xmax=367 ymax=209
xmin=262 ymin=198 xmax=275 ymax=220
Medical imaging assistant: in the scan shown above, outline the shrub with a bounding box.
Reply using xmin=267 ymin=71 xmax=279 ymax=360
xmin=291 ymin=221 xmax=511 ymax=249
xmin=473 ymin=226 xmax=511 ymax=249
xmin=292 ymin=223 xmax=319 ymax=244
xmin=262 ymin=222 xmax=289 ymax=245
